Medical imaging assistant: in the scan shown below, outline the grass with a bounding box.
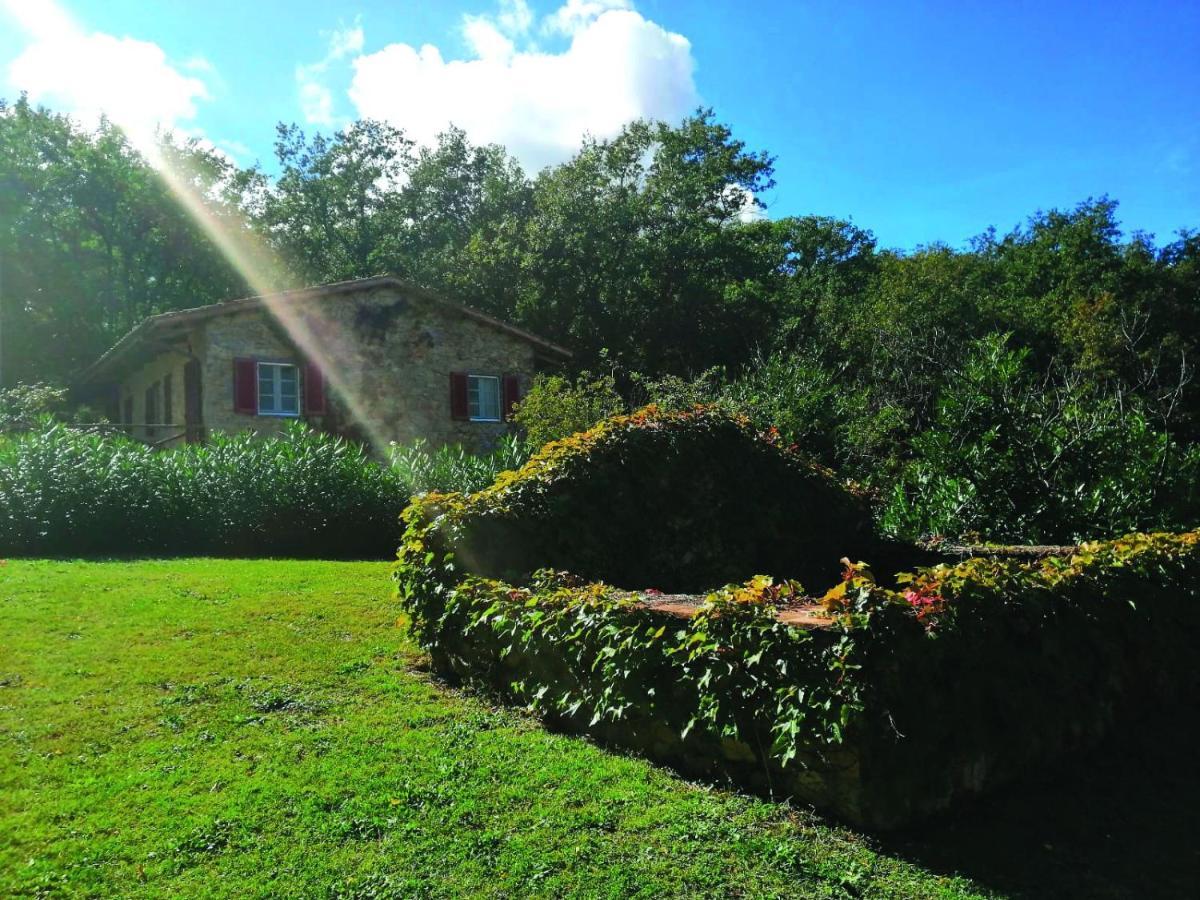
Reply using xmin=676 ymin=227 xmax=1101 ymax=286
xmin=0 ymin=559 xmax=1194 ymax=898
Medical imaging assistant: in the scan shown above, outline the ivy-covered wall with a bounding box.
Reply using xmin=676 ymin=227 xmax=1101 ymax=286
xmin=395 ymin=407 xmax=1200 ymax=827
xmin=398 ymin=404 xmax=912 ymax=594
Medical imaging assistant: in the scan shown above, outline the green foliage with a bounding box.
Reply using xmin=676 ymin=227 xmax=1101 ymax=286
xmin=388 ymin=433 xmax=530 ymax=495
xmin=0 ymin=382 xmax=71 ymax=432
xmin=399 ymin=461 xmax=1200 ymax=823
xmin=395 ymin=400 xmax=1200 ymax=823
xmin=509 ymin=372 xmax=625 ymax=448
xmin=399 ymin=405 xmax=891 ymax=596
xmin=723 ymin=352 xmax=846 ymax=464
xmin=512 ymin=111 xmax=784 ymax=373
xmin=0 ymin=422 xmax=407 ymax=557
xmin=2 ymin=558 xmax=1001 ymax=898
xmin=393 ymin=406 xmax=880 ymax=765
xmin=862 ymin=531 xmax=1200 ymax=816
xmin=626 ymin=367 xmax=734 ymax=413
xmin=6 ymin=93 xmax=1200 ymax=545
xmin=422 ymin=571 xmax=860 ymax=762
xmin=263 ymin=119 xmax=414 ymax=281
xmin=0 ymin=96 xmax=260 ymax=385
xmin=879 ymin=334 xmax=1200 ymax=542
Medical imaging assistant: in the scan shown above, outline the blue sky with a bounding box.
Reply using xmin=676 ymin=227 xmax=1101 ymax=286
xmin=2 ymin=0 xmax=1197 ymax=250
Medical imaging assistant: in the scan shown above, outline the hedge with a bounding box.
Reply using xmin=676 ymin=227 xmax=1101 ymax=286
xmin=396 ymin=406 xmax=1200 ymax=827
xmin=0 ymin=423 xmax=407 ymax=558
xmin=396 ymin=404 xmax=911 ymax=594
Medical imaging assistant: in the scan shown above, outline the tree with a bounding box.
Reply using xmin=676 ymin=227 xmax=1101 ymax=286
xmin=0 ymin=96 xmax=251 ymax=385
xmin=262 ymin=119 xmax=413 ymax=282
xmin=388 ymin=127 xmax=531 ymax=312
xmin=515 ymin=110 xmax=784 ymax=374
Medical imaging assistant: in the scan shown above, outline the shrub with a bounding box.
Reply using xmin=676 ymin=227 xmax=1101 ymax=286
xmin=397 ymin=463 xmax=1200 ymax=826
xmin=723 ymin=351 xmax=846 ymax=466
xmin=627 ymin=367 xmax=733 ymax=413
xmin=388 ymin=434 xmax=530 ymax=496
xmin=880 ymin=334 xmax=1200 ymax=542
xmin=396 ymin=404 xmax=1200 ymax=825
xmin=398 ymin=405 xmax=902 ymax=596
xmin=509 ymin=373 xmax=625 ymax=448
xmin=0 ymin=423 xmax=408 ymax=557
xmin=0 ymin=383 xmax=71 ymax=433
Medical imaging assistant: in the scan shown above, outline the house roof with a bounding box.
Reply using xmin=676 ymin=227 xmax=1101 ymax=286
xmin=78 ymin=275 xmax=571 ymax=386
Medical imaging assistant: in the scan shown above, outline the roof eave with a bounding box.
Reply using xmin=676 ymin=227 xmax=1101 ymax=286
xmin=76 ymin=275 xmax=571 ymax=386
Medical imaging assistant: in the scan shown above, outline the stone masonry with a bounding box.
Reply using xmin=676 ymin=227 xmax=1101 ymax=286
xmin=103 ymin=280 xmax=565 ymax=453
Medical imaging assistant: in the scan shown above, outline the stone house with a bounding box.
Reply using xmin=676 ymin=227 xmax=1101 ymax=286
xmin=77 ymin=276 xmax=570 ymax=451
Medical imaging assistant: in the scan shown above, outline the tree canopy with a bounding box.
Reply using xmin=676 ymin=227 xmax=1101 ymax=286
xmin=2 ymin=95 xmax=1198 ymax=541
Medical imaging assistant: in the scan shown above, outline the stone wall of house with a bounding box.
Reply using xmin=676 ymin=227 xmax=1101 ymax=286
xmin=197 ymin=284 xmax=544 ymax=452
xmin=117 ymin=344 xmax=193 ymax=447
xmin=200 ymin=310 xmax=311 ymax=441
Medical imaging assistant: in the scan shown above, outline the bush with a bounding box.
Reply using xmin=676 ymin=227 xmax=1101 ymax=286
xmin=396 ymin=404 xmax=1200 ymax=825
xmin=397 ymin=471 xmax=1200 ymax=826
xmin=388 ymin=434 xmax=531 ymax=496
xmin=398 ymin=405 xmax=902 ymax=596
xmin=627 ymin=367 xmax=732 ymax=413
xmin=0 ymin=423 xmax=408 ymax=557
xmin=0 ymin=383 xmax=71 ymax=433
xmin=509 ymin=373 xmax=625 ymax=448
xmin=723 ymin=351 xmax=846 ymax=466
xmin=880 ymin=334 xmax=1200 ymax=542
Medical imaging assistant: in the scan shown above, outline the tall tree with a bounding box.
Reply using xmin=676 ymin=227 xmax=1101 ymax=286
xmin=516 ymin=110 xmax=783 ymax=373
xmin=262 ymin=119 xmax=413 ymax=282
xmin=0 ymin=96 xmax=251 ymax=385
xmin=386 ymin=126 xmax=532 ymax=318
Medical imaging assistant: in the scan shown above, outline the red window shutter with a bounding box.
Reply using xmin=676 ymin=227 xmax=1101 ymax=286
xmin=233 ymin=358 xmax=257 ymax=414
xmin=450 ymin=372 xmax=469 ymax=420
xmin=303 ymin=362 xmax=326 ymax=415
xmin=502 ymin=374 xmax=521 ymax=421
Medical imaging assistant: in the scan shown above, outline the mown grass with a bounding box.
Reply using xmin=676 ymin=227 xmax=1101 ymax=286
xmin=0 ymin=560 xmax=1194 ymax=898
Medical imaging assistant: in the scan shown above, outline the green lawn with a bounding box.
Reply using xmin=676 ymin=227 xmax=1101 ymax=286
xmin=0 ymin=560 xmax=1195 ymax=898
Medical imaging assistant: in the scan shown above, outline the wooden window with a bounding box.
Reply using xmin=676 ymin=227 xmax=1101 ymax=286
xmin=302 ymin=362 xmax=326 ymax=415
xmin=256 ymin=362 xmax=300 ymax=417
xmin=467 ymin=374 xmax=501 ymax=422
xmin=234 ymin=358 xmax=256 ymax=414
xmin=502 ymin=374 xmax=520 ymax=421
xmin=450 ymin=372 xmax=469 ymax=420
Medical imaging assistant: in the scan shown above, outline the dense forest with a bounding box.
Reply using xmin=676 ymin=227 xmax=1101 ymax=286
xmin=2 ymin=94 xmax=1199 ymax=543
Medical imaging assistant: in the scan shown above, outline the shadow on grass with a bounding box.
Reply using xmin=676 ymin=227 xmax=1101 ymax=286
xmin=425 ymin=661 xmax=1197 ymax=897
xmin=880 ymin=701 xmax=1200 ymax=899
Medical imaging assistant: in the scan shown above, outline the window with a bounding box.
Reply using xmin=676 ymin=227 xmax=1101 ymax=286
xmin=467 ymin=374 xmax=501 ymax=421
xmin=257 ymin=362 xmax=299 ymax=416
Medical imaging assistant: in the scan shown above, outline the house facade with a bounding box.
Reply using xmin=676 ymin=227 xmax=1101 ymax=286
xmin=77 ymin=276 xmax=570 ymax=451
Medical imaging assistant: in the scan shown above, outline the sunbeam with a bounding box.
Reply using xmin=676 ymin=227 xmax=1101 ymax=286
xmin=2 ymin=0 xmax=393 ymax=454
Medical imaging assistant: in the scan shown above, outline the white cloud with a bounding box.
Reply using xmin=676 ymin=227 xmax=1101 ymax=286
xmin=542 ymin=0 xmax=632 ymax=37
xmin=297 ymin=20 xmax=364 ymax=126
xmin=328 ymin=22 xmax=365 ymax=58
xmin=461 ymin=16 xmax=516 ymax=62
xmin=342 ymin=1 xmax=697 ymax=172
xmin=6 ymin=23 xmax=210 ymax=147
xmin=495 ymin=0 xmax=535 ymax=37
xmin=725 ymin=184 xmax=766 ymax=223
